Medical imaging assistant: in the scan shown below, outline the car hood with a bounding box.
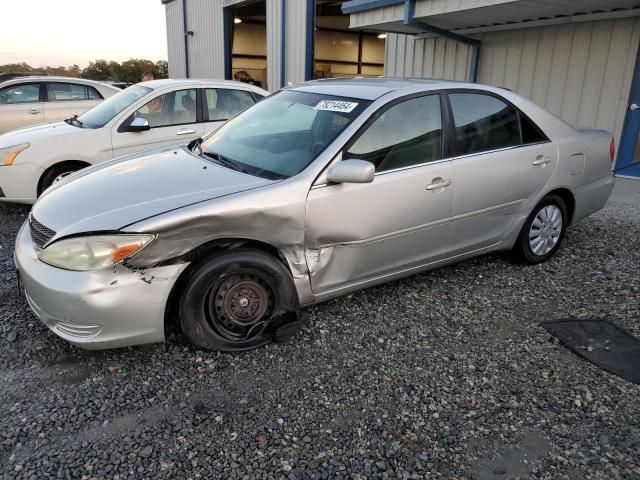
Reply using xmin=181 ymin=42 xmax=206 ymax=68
xmin=0 ymin=121 xmax=78 ymax=145
xmin=32 ymin=147 xmax=278 ymax=239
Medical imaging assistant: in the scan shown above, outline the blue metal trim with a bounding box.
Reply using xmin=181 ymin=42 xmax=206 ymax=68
xmin=223 ymin=6 xmax=233 ymax=81
xmin=616 ymin=44 xmax=640 ymax=177
xmin=403 ymin=0 xmax=478 ymax=46
xmin=342 ymin=0 xmax=405 ymax=14
xmin=182 ymin=0 xmax=190 ymax=78
xmin=280 ymin=0 xmax=286 ymax=87
xmin=305 ymin=0 xmax=315 ymax=81
xmin=469 ymin=44 xmax=480 ymax=83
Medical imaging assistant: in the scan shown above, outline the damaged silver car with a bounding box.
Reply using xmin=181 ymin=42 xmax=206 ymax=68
xmin=14 ymin=78 xmax=615 ymax=351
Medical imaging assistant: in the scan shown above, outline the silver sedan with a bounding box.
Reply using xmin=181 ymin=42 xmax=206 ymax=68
xmin=14 ymin=78 xmax=615 ymax=351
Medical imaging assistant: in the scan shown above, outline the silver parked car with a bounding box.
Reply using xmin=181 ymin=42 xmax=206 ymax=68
xmin=14 ymin=78 xmax=615 ymax=351
xmin=0 ymin=76 xmax=119 ymax=134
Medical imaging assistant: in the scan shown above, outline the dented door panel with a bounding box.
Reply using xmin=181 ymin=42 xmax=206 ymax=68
xmin=305 ymin=162 xmax=454 ymax=295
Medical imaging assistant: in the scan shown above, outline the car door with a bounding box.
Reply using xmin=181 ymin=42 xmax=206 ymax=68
xmin=43 ymin=82 xmax=103 ymax=123
xmin=202 ymin=87 xmax=259 ymax=134
xmin=110 ymin=87 xmax=204 ymax=157
xmin=0 ymin=82 xmax=44 ymax=133
xmin=305 ymin=93 xmax=454 ymax=296
xmin=446 ymin=91 xmax=557 ymax=253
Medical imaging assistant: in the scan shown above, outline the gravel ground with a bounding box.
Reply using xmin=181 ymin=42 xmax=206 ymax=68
xmin=0 ymin=199 xmax=638 ymax=480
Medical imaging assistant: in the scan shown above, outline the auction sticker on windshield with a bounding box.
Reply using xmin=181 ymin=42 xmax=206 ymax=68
xmin=314 ymin=100 xmax=359 ymax=113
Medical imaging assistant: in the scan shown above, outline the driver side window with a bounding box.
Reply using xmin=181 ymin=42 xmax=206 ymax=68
xmin=134 ymin=89 xmax=197 ymax=128
xmin=345 ymin=95 xmax=443 ymax=173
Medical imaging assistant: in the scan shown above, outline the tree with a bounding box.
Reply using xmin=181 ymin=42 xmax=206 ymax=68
xmin=81 ymin=60 xmax=115 ymax=81
xmin=1 ymin=59 xmax=168 ymax=82
xmin=155 ymin=60 xmax=168 ymax=79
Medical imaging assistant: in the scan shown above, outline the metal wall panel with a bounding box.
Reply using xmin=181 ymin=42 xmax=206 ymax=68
xmin=165 ymin=0 xmax=186 ymax=78
xmin=385 ymin=17 xmax=640 ymax=145
xmin=266 ymin=0 xmax=282 ymax=89
xmin=186 ymin=0 xmax=225 ymax=79
xmin=284 ymin=0 xmax=308 ymax=86
xmin=385 ymin=32 xmax=471 ymax=81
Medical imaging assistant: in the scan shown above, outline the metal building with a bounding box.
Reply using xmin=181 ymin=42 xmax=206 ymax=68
xmin=162 ymin=0 xmax=640 ymax=177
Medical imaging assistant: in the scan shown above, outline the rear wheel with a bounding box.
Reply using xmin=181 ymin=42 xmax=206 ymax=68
xmin=513 ymin=194 xmax=568 ymax=264
xmin=38 ymin=162 xmax=87 ymax=196
xmin=179 ymin=249 xmax=299 ymax=351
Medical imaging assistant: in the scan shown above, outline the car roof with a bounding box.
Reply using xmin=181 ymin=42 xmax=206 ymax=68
xmin=141 ymin=78 xmax=269 ymax=95
xmin=0 ymin=76 xmax=117 ymax=88
xmin=289 ymin=77 xmax=494 ymax=100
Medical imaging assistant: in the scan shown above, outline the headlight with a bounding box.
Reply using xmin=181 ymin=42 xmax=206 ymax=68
xmin=38 ymin=234 xmax=154 ymax=271
xmin=0 ymin=143 xmax=29 ymax=165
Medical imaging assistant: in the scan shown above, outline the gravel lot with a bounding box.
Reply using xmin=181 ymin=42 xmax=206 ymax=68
xmin=0 ymin=198 xmax=638 ymax=480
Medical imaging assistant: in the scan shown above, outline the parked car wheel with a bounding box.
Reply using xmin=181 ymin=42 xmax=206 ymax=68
xmin=514 ymin=194 xmax=568 ymax=264
xmin=179 ymin=249 xmax=297 ymax=351
xmin=38 ymin=162 xmax=87 ymax=196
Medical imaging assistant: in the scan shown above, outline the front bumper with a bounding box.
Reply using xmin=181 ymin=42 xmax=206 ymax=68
xmin=14 ymin=222 xmax=189 ymax=350
xmin=0 ymin=163 xmax=43 ymax=204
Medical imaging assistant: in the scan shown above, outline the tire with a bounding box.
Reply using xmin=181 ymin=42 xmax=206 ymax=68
xmin=38 ymin=163 xmax=85 ymax=196
xmin=513 ymin=194 xmax=568 ymax=264
xmin=178 ymin=249 xmax=300 ymax=351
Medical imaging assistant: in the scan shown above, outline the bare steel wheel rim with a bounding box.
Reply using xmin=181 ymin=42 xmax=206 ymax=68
xmin=208 ymin=273 xmax=274 ymax=340
xmin=528 ymin=204 xmax=563 ymax=256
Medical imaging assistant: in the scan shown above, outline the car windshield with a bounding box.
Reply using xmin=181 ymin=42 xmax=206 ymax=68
xmin=200 ymin=90 xmax=370 ymax=179
xmin=77 ymin=85 xmax=152 ymax=128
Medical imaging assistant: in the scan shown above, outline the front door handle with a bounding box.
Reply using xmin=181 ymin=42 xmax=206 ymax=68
xmin=532 ymin=156 xmax=551 ymax=166
xmin=176 ymin=129 xmax=196 ymax=135
xmin=28 ymin=109 xmax=40 ymax=115
xmin=426 ymin=178 xmax=452 ymax=191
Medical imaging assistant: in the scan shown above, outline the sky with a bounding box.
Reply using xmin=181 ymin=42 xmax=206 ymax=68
xmin=1 ymin=0 xmax=168 ymax=67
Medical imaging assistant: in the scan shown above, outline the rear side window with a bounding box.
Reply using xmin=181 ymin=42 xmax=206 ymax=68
xmin=0 ymin=83 xmax=41 ymax=104
xmin=449 ymin=92 xmax=548 ymax=156
xmin=345 ymin=94 xmax=443 ymax=172
xmin=449 ymin=93 xmax=520 ymax=155
xmin=47 ymin=83 xmax=103 ymax=101
xmin=520 ymin=113 xmax=547 ymax=144
xmin=204 ymin=88 xmax=256 ymax=121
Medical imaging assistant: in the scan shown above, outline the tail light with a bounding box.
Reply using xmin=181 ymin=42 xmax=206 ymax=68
xmin=610 ymin=138 xmax=615 ymax=163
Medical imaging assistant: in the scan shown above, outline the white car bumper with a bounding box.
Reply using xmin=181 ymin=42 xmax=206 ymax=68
xmin=0 ymin=163 xmax=43 ymax=204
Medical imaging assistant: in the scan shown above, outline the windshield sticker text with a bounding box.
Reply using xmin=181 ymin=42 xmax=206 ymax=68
xmin=314 ymin=100 xmax=359 ymax=113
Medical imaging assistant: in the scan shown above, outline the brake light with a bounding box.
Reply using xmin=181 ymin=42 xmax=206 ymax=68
xmin=610 ymin=138 xmax=615 ymax=163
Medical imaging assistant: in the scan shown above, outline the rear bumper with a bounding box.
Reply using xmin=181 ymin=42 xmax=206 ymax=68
xmin=0 ymin=163 xmax=42 ymax=203
xmin=572 ymin=173 xmax=615 ymax=223
xmin=14 ymin=221 xmax=189 ymax=350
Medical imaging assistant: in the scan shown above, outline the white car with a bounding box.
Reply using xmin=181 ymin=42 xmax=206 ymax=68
xmin=0 ymin=79 xmax=268 ymax=203
xmin=0 ymin=76 xmax=119 ymax=134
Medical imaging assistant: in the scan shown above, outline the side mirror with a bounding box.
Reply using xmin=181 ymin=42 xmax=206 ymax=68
xmin=128 ymin=117 xmax=150 ymax=132
xmin=326 ymin=158 xmax=375 ymax=184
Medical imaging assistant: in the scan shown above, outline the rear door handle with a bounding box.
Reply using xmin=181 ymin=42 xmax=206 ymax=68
xmin=532 ymin=156 xmax=551 ymax=166
xmin=426 ymin=178 xmax=452 ymax=190
xmin=176 ymin=129 xmax=196 ymax=135
xmin=28 ymin=109 xmax=40 ymax=115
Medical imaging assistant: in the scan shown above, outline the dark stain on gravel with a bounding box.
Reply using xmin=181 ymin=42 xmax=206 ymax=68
xmin=0 ymin=200 xmax=639 ymax=479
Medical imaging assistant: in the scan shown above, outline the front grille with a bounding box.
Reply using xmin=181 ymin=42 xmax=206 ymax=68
xmin=29 ymin=216 xmax=55 ymax=248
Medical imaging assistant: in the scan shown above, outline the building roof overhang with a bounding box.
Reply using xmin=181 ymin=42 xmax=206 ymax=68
xmin=343 ymin=0 xmax=640 ymax=35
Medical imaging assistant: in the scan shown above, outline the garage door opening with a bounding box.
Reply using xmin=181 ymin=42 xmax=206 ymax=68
xmin=313 ymin=0 xmax=385 ymax=79
xmin=228 ymin=1 xmax=268 ymax=89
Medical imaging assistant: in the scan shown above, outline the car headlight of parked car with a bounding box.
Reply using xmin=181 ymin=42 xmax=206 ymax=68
xmin=0 ymin=143 xmax=29 ymax=165
xmin=37 ymin=234 xmax=155 ymax=271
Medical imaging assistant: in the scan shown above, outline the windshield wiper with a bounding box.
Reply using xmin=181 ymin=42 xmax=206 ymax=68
xmin=64 ymin=114 xmax=84 ymax=128
xmin=202 ymin=151 xmax=250 ymax=174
